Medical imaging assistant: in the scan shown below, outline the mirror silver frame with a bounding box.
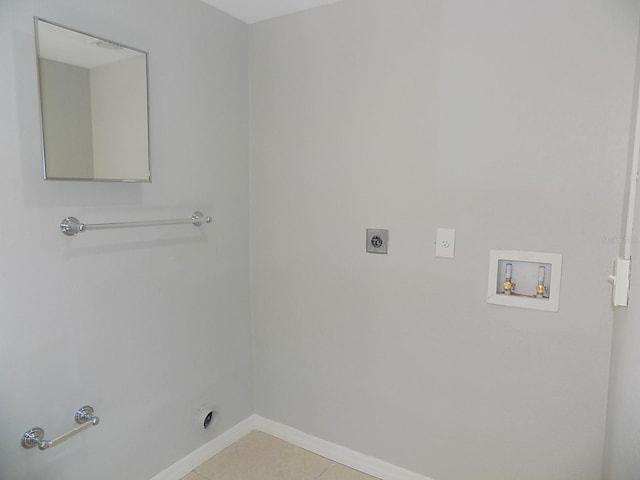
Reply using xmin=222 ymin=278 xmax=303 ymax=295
xmin=35 ymin=17 xmax=151 ymax=182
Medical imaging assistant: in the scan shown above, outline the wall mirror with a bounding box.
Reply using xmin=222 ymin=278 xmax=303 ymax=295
xmin=35 ymin=18 xmax=150 ymax=182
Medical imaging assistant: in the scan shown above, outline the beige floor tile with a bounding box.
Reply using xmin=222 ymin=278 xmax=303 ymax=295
xmin=188 ymin=430 xmax=380 ymax=480
xmin=179 ymin=472 xmax=208 ymax=480
xmin=318 ymin=463 xmax=380 ymax=480
xmin=273 ymin=439 xmax=334 ymax=474
xmin=195 ymin=431 xmax=333 ymax=480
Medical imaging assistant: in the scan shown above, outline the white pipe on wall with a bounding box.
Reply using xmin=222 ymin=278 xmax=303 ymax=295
xmin=611 ymin=24 xmax=640 ymax=307
xmin=623 ymin=76 xmax=640 ymax=260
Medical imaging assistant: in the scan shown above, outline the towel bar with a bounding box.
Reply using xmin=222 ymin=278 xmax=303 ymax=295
xmin=21 ymin=405 xmax=100 ymax=450
xmin=60 ymin=211 xmax=212 ymax=236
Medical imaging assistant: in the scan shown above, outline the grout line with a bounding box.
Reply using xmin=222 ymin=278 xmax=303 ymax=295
xmin=314 ymin=463 xmax=332 ymax=480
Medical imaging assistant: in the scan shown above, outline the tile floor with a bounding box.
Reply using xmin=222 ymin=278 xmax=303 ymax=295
xmin=179 ymin=431 xmax=380 ymax=480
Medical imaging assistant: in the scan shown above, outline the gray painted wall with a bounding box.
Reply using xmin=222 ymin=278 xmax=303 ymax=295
xmin=3 ymin=0 xmax=640 ymax=479
xmin=91 ymin=55 xmax=149 ymax=181
xmin=0 ymin=1 xmax=251 ymax=479
xmin=250 ymin=1 xmax=640 ymax=479
xmin=40 ymin=58 xmax=94 ymax=179
xmin=604 ymin=304 xmax=640 ymax=479
xmin=603 ymin=46 xmax=640 ymax=477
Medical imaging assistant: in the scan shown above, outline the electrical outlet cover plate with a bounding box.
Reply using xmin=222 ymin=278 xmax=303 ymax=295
xmin=436 ymin=228 xmax=456 ymax=258
xmin=366 ymin=229 xmax=388 ymax=254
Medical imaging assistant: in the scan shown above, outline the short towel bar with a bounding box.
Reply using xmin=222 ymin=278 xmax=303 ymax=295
xmin=21 ymin=405 xmax=100 ymax=450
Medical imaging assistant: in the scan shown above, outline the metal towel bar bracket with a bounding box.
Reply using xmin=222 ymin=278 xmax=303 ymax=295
xmin=60 ymin=211 xmax=212 ymax=236
xmin=21 ymin=405 xmax=100 ymax=450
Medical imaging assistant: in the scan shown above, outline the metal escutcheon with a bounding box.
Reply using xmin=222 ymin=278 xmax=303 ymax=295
xmin=21 ymin=427 xmax=45 ymax=449
xmin=75 ymin=405 xmax=99 ymax=425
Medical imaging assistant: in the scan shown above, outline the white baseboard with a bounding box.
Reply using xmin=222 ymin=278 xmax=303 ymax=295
xmin=150 ymin=414 xmax=436 ymax=480
xmin=148 ymin=416 xmax=256 ymax=480
xmin=253 ymin=415 xmax=436 ymax=480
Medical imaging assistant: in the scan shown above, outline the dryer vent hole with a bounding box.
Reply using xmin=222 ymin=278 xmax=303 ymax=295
xmin=203 ymin=410 xmax=217 ymax=429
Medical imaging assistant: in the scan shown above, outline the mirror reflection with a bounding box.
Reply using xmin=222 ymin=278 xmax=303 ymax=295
xmin=35 ymin=18 xmax=150 ymax=182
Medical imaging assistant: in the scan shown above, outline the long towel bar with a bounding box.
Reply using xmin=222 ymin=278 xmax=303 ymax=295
xmin=60 ymin=211 xmax=212 ymax=236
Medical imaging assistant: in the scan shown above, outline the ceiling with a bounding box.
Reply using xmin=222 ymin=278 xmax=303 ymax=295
xmin=200 ymin=0 xmax=345 ymax=24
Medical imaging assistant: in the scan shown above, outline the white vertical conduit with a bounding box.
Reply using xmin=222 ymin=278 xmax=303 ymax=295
xmin=623 ymin=77 xmax=640 ymax=261
xmin=610 ymin=33 xmax=640 ymax=307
